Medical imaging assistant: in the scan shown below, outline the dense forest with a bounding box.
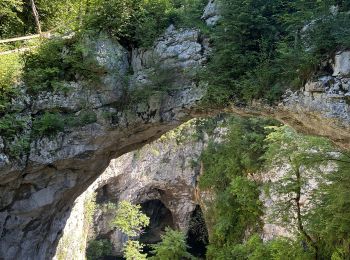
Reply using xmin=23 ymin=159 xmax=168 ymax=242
xmin=1 ymin=0 xmax=350 ymax=259
xmin=199 ymin=117 xmax=350 ymax=259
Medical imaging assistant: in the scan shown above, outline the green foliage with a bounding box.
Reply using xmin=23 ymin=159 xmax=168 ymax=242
xmin=83 ymin=0 xmax=206 ymax=47
xmin=204 ymin=0 xmax=350 ymax=107
xmin=126 ymin=63 xmax=183 ymax=106
xmin=84 ymin=192 xmax=97 ymax=225
xmin=264 ymin=126 xmax=350 ymax=259
xmin=200 ymin=117 xmax=275 ymax=259
xmin=202 ymin=122 xmax=350 ymax=259
xmin=65 ymin=110 xmax=98 ymax=128
xmin=0 ymin=0 xmax=83 ymax=38
xmin=124 ymin=240 xmax=147 ymax=260
xmin=7 ymin=135 xmax=30 ymax=159
xmin=200 ymin=117 xmax=273 ymax=191
xmin=307 ymin=152 xmax=350 ymax=258
xmin=0 ymin=114 xmax=26 ymax=139
xmin=263 ymin=126 xmax=333 ymax=226
xmin=32 ymin=112 xmax=65 ymax=137
xmin=86 ymin=239 xmax=113 ymax=260
xmin=150 ymin=227 xmax=194 ymax=260
xmin=0 ymin=113 xmax=30 ymax=158
xmin=111 ymin=201 xmax=150 ymax=237
xmin=225 ymin=234 xmax=313 ymax=260
xmin=0 ymin=0 xmax=24 ymax=37
xmin=263 ymin=126 xmax=334 ymax=258
xmin=0 ymin=52 xmax=22 ymax=112
xmin=23 ymin=37 xmax=102 ymax=95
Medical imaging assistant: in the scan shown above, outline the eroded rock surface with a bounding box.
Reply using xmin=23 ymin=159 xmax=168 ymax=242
xmin=54 ymin=120 xmax=215 ymax=258
xmin=228 ymin=54 xmax=350 ymax=149
xmin=202 ymin=0 xmax=221 ymax=26
xmin=0 ymin=26 xmax=207 ymax=260
xmin=1 ymin=2 xmax=350 ymax=259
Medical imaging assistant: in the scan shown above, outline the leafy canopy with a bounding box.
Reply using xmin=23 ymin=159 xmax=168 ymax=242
xmin=150 ymin=227 xmax=194 ymax=260
xmin=111 ymin=201 xmax=150 ymax=237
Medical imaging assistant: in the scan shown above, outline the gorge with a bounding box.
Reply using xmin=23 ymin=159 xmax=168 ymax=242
xmin=0 ymin=0 xmax=350 ymax=259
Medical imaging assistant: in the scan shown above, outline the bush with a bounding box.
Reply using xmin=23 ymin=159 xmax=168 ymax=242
xmin=32 ymin=112 xmax=65 ymax=137
xmin=111 ymin=201 xmax=150 ymax=237
xmin=199 ymin=117 xmax=276 ymax=259
xmin=150 ymin=227 xmax=194 ymax=260
xmin=124 ymin=240 xmax=147 ymax=260
xmin=83 ymin=0 xmax=206 ymax=47
xmin=23 ymin=37 xmax=102 ymax=95
xmin=0 ymin=114 xmax=30 ymax=158
xmin=86 ymin=239 xmax=113 ymax=260
xmin=0 ymin=52 xmax=22 ymax=112
xmin=204 ymin=0 xmax=350 ymax=107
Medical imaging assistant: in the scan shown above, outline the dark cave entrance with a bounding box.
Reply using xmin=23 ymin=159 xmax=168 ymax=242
xmin=186 ymin=205 xmax=209 ymax=258
xmin=140 ymin=199 xmax=175 ymax=244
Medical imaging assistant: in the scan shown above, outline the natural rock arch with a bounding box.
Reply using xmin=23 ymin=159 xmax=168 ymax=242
xmin=1 ymin=5 xmax=350 ymax=260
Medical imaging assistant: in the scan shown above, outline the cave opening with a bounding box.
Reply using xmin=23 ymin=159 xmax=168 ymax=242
xmin=186 ymin=205 xmax=209 ymax=259
xmin=139 ymin=199 xmax=175 ymax=245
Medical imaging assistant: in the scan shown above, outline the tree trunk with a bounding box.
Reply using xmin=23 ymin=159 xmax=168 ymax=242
xmin=30 ymin=0 xmax=42 ymax=34
xmin=294 ymin=165 xmax=319 ymax=260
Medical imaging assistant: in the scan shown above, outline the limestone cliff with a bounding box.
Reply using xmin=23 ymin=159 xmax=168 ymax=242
xmin=0 ymin=1 xmax=349 ymax=259
xmin=0 ymin=26 xmax=207 ymax=260
xmin=54 ymin=119 xmax=215 ymax=259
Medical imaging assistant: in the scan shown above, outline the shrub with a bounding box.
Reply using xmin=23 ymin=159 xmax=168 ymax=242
xmin=199 ymin=117 xmax=276 ymax=259
xmin=124 ymin=240 xmax=147 ymax=260
xmin=150 ymin=227 xmax=194 ymax=260
xmin=86 ymin=239 xmax=113 ymax=260
xmin=204 ymin=0 xmax=350 ymax=107
xmin=0 ymin=52 xmax=22 ymax=112
xmin=0 ymin=114 xmax=26 ymax=139
xmin=32 ymin=112 xmax=65 ymax=137
xmin=83 ymin=0 xmax=206 ymax=47
xmin=23 ymin=37 xmax=103 ymax=95
xmin=110 ymin=201 xmax=150 ymax=237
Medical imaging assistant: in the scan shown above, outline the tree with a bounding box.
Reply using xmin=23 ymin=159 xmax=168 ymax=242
xmin=199 ymin=117 xmax=274 ymax=259
xmin=110 ymin=201 xmax=149 ymax=259
xmin=111 ymin=200 xmax=150 ymax=237
xmin=264 ymin=126 xmax=333 ymax=259
xmin=307 ymin=151 xmax=350 ymax=259
xmin=30 ymin=0 xmax=41 ymax=33
xmin=124 ymin=241 xmax=147 ymax=260
xmin=150 ymin=227 xmax=194 ymax=260
xmin=0 ymin=0 xmax=23 ymax=37
xmin=86 ymin=239 xmax=113 ymax=260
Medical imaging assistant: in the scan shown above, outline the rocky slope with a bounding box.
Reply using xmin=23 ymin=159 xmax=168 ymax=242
xmin=0 ymin=1 xmax=350 ymax=259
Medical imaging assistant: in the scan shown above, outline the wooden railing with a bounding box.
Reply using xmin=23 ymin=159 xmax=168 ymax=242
xmin=0 ymin=34 xmax=43 ymax=44
xmin=0 ymin=32 xmax=52 ymax=55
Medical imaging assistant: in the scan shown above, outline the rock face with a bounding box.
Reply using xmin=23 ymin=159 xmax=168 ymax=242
xmin=202 ymin=0 xmax=221 ymax=26
xmin=54 ymin=119 xmax=213 ymax=258
xmin=1 ymin=2 xmax=350 ymax=259
xmin=333 ymin=51 xmax=350 ymax=76
xmin=277 ymin=56 xmax=350 ymax=149
xmin=0 ymin=27 xmax=207 ymax=260
xmin=229 ymin=51 xmax=350 ymax=149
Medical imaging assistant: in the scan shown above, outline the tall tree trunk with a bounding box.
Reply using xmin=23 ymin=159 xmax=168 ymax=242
xmin=30 ymin=0 xmax=42 ymax=34
xmin=294 ymin=164 xmax=319 ymax=260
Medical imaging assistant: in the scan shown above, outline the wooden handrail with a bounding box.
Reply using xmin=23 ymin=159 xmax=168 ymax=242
xmin=0 ymin=34 xmax=41 ymax=44
xmin=0 ymin=32 xmax=52 ymax=44
xmin=0 ymin=47 xmax=35 ymax=55
xmin=0 ymin=17 xmax=76 ymax=55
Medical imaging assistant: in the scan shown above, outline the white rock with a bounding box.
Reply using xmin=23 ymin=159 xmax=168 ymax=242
xmin=202 ymin=0 xmax=221 ymax=26
xmin=333 ymin=51 xmax=350 ymax=77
